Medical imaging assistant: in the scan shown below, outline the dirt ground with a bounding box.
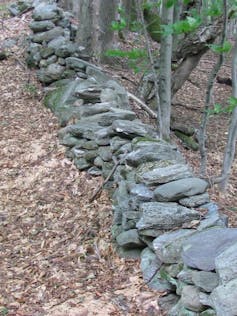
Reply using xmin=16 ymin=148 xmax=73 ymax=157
xmin=0 ymin=3 xmax=236 ymax=316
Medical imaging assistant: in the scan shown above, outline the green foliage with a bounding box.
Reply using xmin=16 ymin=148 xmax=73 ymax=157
xmin=208 ymin=97 xmax=237 ymax=116
xmin=105 ymin=48 xmax=147 ymax=73
xmin=205 ymin=0 xmax=223 ymax=17
xmin=208 ymin=41 xmax=232 ymax=54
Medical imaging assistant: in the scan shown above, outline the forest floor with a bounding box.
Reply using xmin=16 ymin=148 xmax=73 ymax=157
xmin=0 ymin=4 xmax=237 ymax=316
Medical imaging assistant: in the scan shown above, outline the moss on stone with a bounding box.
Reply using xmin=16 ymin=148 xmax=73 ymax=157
xmin=174 ymin=131 xmax=199 ymax=151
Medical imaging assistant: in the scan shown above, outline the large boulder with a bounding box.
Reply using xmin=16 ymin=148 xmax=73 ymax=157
xmin=182 ymin=228 xmax=237 ymax=271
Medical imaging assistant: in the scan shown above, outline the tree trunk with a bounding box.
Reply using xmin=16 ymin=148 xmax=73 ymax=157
xmin=219 ymin=35 xmax=237 ymax=190
xmin=76 ymin=0 xmax=117 ymax=63
xmin=158 ymin=1 xmax=174 ymax=140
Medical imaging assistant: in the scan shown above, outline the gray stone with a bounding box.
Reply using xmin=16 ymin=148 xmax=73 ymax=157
xmin=100 ymin=80 xmax=129 ymax=108
xmin=40 ymin=46 xmax=54 ymax=58
xmin=137 ymin=202 xmax=200 ymax=232
xmin=112 ymin=119 xmax=157 ymax=139
xmin=163 ymin=263 xmax=183 ymax=278
xmin=74 ymin=157 xmax=91 ymax=170
xmin=37 ymin=63 xmax=65 ymax=83
xmin=169 ymin=299 xmax=199 ymax=316
xmin=66 ymin=57 xmax=98 ymax=71
xmin=116 ymin=229 xmax=145 ymax=248
xmin=80 ymin=109 xmax=136 ymax=127
xmin=179 ymin=192 xmax=210 ymax=208
xmin=26 ymin=42 xmax=42 ymax=67
xmin=32 ymin=27 xmax=64 ymax=43
xmin=129 ymin=184 xmax=154 ymax=201
xmin=77 ymin=102 xmax=115 ymax=118
xmin=87 ymin=166 xmax=102 ymax=176
xmin=62 ymin=121 xmax=102 ymax=139
xmin=138 ymin=228 xmax=164 ymax=238
xmin=178 ymin=269 xmax=219 ymax=293
xmin=140 ymin=247 xmax=162 ymax=282
xmin=122 ymin=211 xmax=140 ymax=230
xmin=126 ymin=142 xmax=185 ymax=167
xmin=153 ymin=229 xmax=196 ymax=264
xmin=110 ymin=136 xmax=130 ymax=152
xmin=158 ymin=294 xmax=180 ymax=315
xmin=86 ymin=66 xmax=110 ymax=84
xmin=209 ymin=279 xmax=237 ymax=316
xmin=29 ymin=20 xmax=55 ymax=32
xmin=48 ymin=36 xmax=76 ymax=57
xmin=116 ymin=246 xmax=142 ymax=259
xmin=154 ymin=178 xmax=208 ymax=202
xmin=192 ymin=271 xmax=219 ymax=293
xmin=98 ymin=146 xmax=112 ymax=162
xmin=182 ymin=228 xmax=237 ymax=271
xmin=181 ymin=285 xmax=205 ymax=312
xmin=136 ymin=161 xmax=192 ymax=185
xmin=32 ymin=3 xmax=61 ymax=21
xmin=198 ymin=212 xmax=228 ymax=231
xmin=215 ymin=242 xmax=237 ymax=284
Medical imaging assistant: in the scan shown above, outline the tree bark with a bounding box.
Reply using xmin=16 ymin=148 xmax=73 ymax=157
xmin=219 ymin=35 xmax=237 ymax=190
xmin=76 ymin=0 xmax=117 ymax=63
xmin=158 ymin=1 xmax=174 ymax=140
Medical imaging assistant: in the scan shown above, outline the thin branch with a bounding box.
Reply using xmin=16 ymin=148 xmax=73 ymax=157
xmin=89 ymin=155 xmax=126 ymax=202
xmin=127 ymin=92 xmax=157 ymax=119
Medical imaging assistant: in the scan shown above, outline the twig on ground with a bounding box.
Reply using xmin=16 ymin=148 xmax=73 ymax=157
xmin=89 ymin=155 xmax=126 ymax=203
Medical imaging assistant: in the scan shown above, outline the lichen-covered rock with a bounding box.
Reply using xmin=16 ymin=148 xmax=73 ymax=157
xmin=32 ymin=3 xmax=62 ymax=21
xmin=182 ymin=228 xmax=237 ymax=271
xmin=37 ymin=63 xmax=65 ymax=83
xmin=136 ymin=202 xmax=199 ymax=233
xmin=29 ymin=20 xmax=55 ymax=32
xmin=153 ymin=229 xmax=196 ymax=264
xmin=179 ymin=192 xmax=210 ymax=208
xmin=32 ymin=26 xmax=64 ymax=43
xmin=154 ymin=177 xmax=208 ymax=202
xmin=126 ymin=141 xmax=184 ymax=167
xmin=112 ymin=120 xmax=157 ymax=139
xmin=136 ymin=161 xmax=192 ymax=185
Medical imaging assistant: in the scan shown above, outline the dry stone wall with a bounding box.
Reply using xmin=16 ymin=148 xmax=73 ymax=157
xmin=14 ymin=0 xmax=237 ymax=314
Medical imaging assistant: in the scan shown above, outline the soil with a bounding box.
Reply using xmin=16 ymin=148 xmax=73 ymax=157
xmin=0 ymin=3 xmax=236 ymax=316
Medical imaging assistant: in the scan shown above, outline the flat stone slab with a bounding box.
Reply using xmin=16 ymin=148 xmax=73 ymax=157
xmin=126 ymin=142 xmax=184 ymax=167
xmin=136 ymin=161 xmax=192 ymax=185
xmin=136 ymin=202 xmax=200 ymax=232
xmin=116 ymin=229 xmax=145 ymax=248
xmin=179 ymin=192 xmax=210 ymax=208
xmin=112 ymin=119 xmax=157 ymax=139
xmin=182 ymin=228 xmax=237 ymax=271
xmin=154 ymin=177 xmax=208 ymax=202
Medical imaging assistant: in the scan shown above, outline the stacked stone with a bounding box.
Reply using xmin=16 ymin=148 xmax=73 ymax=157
xmin=20 ymin=0 xmax=237 ymax=314
xmin=26 ymin=2 xmax=85 ymax=84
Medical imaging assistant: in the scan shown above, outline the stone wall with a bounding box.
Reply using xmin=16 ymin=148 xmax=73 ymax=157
xmin=16 ymin=1 xmax=237 ymax=315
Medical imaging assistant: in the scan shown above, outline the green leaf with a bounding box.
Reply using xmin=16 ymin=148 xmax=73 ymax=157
xmin=165 ymin=0 xmax=177 ymax=8
xmin=208 ymin=41 xmax=232 ymax=54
